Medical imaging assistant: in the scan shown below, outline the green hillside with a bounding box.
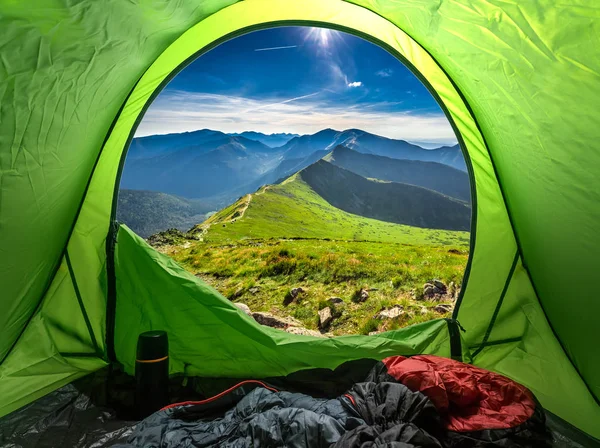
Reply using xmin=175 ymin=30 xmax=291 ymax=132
xmin=193 ymin=170 xmax=470 ymax=247
xmin=158 ymin=157 xmax=470 ymax=336
xmin=324 ymin=146 xmax=471 ymax=202
xmin=118 ymin=189 xmax=214 ymax=237
xmin=299 ymin=160 xmax=470 ymax=231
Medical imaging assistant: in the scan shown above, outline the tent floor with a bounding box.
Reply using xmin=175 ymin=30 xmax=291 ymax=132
xmin=1 ymin=364 xmax=598 ymax=447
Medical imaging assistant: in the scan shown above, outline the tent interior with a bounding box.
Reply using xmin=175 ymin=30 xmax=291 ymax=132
xmin=1 ymin=0 xmax=599 ymax=446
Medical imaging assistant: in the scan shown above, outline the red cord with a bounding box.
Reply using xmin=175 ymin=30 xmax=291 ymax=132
xmin=161 ymin=380 xmax=279 ymax=411
xmin=343 ymin=393 xmax=356 ymax=406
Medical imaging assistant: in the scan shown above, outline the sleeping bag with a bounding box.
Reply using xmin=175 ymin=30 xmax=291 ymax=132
xmin=114 ymin=355 xmax=550 ymax=447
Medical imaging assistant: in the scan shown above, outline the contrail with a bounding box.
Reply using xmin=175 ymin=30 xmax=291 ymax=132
xmin=254 ymin=45 xmax=298 ymax=52
xmin=245 ymin=92 xmax=321 ymax=113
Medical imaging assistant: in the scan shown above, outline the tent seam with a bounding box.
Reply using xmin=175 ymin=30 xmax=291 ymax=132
xmin=471 ymin=250 xmax=520 ymax=359
xmin=65 ymin=250 xmax=103 ymax=358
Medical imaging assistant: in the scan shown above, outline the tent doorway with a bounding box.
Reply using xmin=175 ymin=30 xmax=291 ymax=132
xmin=116 ymin=25 xmax=473 ymax=338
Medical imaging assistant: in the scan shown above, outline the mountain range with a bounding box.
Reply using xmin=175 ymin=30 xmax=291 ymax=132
xmin=119 ymin=128 xmax=470 ymax=237
xmin=122 ymin=128 xmax=465 ymax=205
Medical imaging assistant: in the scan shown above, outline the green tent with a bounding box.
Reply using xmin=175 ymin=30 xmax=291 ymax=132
xmin=1 ymin=0 xmax=598 ymax=440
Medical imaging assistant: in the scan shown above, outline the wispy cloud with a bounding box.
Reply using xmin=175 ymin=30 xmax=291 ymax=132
xmin=254 ymin=45 xmax=298 ymax=52
xmin=347 ymin=81 xmax=363 ymax=88
xmin=376 ymin=68 xmax=393 ymax=77
xmin=135 ymin=90 xmax=457 ymax=145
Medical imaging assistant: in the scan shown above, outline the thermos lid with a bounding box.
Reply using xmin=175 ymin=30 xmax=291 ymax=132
xmin=136 ymin=330 xmax=168 ymax=361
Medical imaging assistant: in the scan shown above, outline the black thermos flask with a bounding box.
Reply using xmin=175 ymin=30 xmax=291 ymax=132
xmin=135 ymin=330 xmax=169 ymax=417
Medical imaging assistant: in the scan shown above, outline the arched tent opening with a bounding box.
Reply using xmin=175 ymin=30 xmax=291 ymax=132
xmin=115 ymin=25 xmax=474 ymax=337
xmin=1 ymin=0 xmax=599 ymax=442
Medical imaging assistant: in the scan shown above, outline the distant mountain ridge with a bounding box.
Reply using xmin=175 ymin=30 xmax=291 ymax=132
xmin=278 ymin=128 xmax=465 ymax=171
xmin=117 ymin=189 xmax=215 ymax=238
xmin=228 ymin=131 xmax=299 ymax=147
xmin=299 ymin=160 xmax=470 ymax=231
xmin=325 ymin=146 xmax=471 ymax=202
xmin=121 ymin=134 xmax=279 ymax=198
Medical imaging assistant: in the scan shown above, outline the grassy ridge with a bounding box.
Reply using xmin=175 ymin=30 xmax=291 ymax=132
xmin=195 ymin=174 xmax=470 ymax=247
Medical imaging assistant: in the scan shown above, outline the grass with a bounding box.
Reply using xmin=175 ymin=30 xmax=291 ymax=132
xmin=165 ymin=238 xmax=468 ymax=335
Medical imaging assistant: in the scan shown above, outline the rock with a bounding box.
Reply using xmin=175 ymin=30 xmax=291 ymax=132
xmin=283 ymin=287 xmax=306 ymax=306
xmin=283 ymin=286 xmax=305 ymax=305
xmin=376 ymin=305 xmax=404 ymax=320
xmin=230 ymin=287 xmax=244 ymax=299
xmin=423 ymin=283 xmax=436 ymax=297
xmin=448 ymin=281 xmax=456 ymax=296
xmin=434 ymin=304 xmax=453 ymax=314
xmin=420 ymin=306 xmax=429 ymax=315
xmin=318 ymin=307 xmax=334 ymax=329
xmin=252 ymin=312 xmax=301 ymax=329
xmin=248 ymin=286 xmax=260 ymax=295
xmin=290 ymin=287 xmax=304 ymax=298
xmin=432 ymin=279 xmax=447 ymax=293
xmin=353 ymin=288 xmax=369 ymax=302
xmin=285 ymin=327 xmax=324 ymax=337
xmin=234 ymin=303 xmax=252 ymax=316
xmin=327 ymin=297 xmax=344 ymax=305
xmin=424 ymin=281 xmax=446 ymax=298
xmin=368 ymin=331 xmax=379 ymax=336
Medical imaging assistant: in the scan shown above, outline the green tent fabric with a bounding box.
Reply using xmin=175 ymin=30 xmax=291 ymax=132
xmin=1 ymin=0 xmax=598 ymax=439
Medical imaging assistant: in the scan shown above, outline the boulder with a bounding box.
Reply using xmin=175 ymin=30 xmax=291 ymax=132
xmin=290 ymin=287 xmax=304 ymax=298
xmin=423 ymin=281 xmax=447 ymax=298
xmin=318 ymin=307 xmax=334 ymax=329
xmin=376 ymin=305 xmax=404 ymax=320
xmin=423 ymin=283 xmax=436 ymax=297
xmin=252 ymin=312 xmax=301 ymax=329
xmin=327 ymin=297 xmax=344 ymax=305
xmin=353 ymin=288 xmax=369 ymax=302
xmin=230 ymin=287 xmax=244 ymax=300
xmin=434 ymin=304 xmax=453 ymax=314
xmin=283 ymin=286 xmax=305 ymax=305
xmin=432 ymin=279 xmax=447 ymax=293
xmin=234 ymin=303 xmax=252 ymax=316
xmin=286 ymin=327 xmax=324 ymax=337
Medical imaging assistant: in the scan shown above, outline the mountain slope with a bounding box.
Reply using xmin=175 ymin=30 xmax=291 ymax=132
xmin=121 ymin=135 xmax=281 ymax=198
xmin=276 ymin=128 xmax=465 ymax=171
xmin=299 ymin=161 xmax=470 ymax=231
xmin=128 ymin=129 xmax=229 ymax=160
xmin=229 ymin=131 xmax=298 ymax=147
xmin=325 ymin=146 xmax=471 ymax=202
xmin=117 ymin=189 xmax=213 ymax=237
xmin=196 ymin=170 xmax=470 ymax=246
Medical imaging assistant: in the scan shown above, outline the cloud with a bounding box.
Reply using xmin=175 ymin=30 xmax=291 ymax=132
xmin=135 ymin=90 xmax=457 ymax=145
xmin=254 ymin=45 xmax=298 ymax=52
xmin=376 ymin=68 xmax=393 ymax=77
xmin=347 ymin=81 xmax=363 ymax=88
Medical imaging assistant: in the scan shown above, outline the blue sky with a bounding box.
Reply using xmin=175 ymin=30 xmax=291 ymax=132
xmin=136 ymin=27 xmax=457 ymax=145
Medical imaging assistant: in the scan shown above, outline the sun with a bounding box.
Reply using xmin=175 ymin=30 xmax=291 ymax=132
xmin=304 ymin=27 xmax=342 ymax=50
